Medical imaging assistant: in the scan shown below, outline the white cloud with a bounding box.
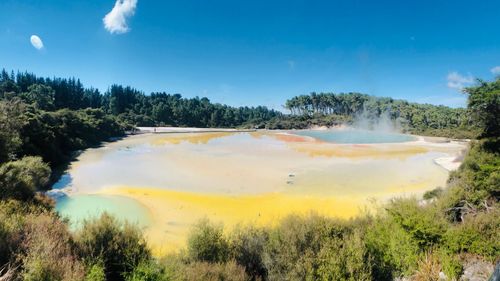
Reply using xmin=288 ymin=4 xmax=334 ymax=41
xmin=103 ymin=0 xmax=138 ymax=34
xmin=447 ymin=71 xmax=473 ymax=90
xmin=491 ymin=66 xmax=500 ymax=75
xmin=30 ymin=35 xmax=44 ymax=50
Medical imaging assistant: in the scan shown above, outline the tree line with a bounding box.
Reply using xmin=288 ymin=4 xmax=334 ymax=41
xmin=0 ymin=70 xmax=281 ymax=128
xmin=1 ymin=69 xmax=480 ymax=138
xmin=283 ymin=92 xmax=475 ymax=135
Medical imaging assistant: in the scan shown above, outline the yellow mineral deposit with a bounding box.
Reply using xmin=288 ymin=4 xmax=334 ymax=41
xmin=55 ymin=130 xmax=466 ymax=255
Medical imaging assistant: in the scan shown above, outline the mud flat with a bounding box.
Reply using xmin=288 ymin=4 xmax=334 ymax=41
xmin=53 ymin=129 xmax=467 ymax=254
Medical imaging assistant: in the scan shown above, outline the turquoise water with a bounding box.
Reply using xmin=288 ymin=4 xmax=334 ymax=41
xmin=294 ymin=129 xmax=415 ymax=144
xmin=55 ymin=194 xmax=152 ymax=230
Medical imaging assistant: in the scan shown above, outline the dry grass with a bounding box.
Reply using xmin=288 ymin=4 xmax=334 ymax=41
xmin=18 ymin=213 xmax=85 ymax=281
xmin=412 ymin=252 xmax=443 ymax=281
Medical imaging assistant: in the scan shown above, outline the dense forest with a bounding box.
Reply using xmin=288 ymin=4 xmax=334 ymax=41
xmin=1 ymin=69 xmax=480 ymax=139
xmin=0 ymin=71 xmax=498 ymax=280
xmin=0 ymin=70 xmax=281 ymax=129
xmin=266 ymin=92 xmax=478 ymax=138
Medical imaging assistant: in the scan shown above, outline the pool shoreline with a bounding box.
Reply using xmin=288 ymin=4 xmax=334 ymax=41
xmin=50 ymin=128 xmax=467 ymax=255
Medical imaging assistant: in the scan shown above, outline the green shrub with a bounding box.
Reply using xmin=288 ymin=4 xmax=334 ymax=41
xmin=21 ymin=84 xmax=55 ymax=110
xmin=75 ymin=213 xmax=151 ymax=281
xmin=0 ymin=156 xmax=50 ymax=201
xmin=445 ymin=141 xmax=500 ymax=209
xmin=464 ymin=78 xmax=500 ymax=138
xmin=125 ymin=259 xmax=169 ymax=281
xmin=187 ymin=219 xmax=230 ymax=263
xmin=436 ymin=249 xmax=463 ymax=279
xmin=262 ymin=214 xmax=355 ymax=280
xmin=0 ymin=99 xmax=25 ymax=163
xmin=85 ymin=261 xmax=106 ymax=281
xmin=229 ymin=225 xmax=268 ymax=279
xmin=422 ymin=187 xmax=443 ymax=200
xmin=443 ymin=209 xmax=500 ymax=261
xmin=20 ymin=213 xmax=85 ymax=281
xmin=364 ymin=215 xmax=420 ymax=279
xmin=0 ymin=199 xmax=52 ymax=267
xmin=316 ymin=228 xmax=372 ymax=281
xmin=385 ymin=198 xmax=447 ymax=248
xmin=181 ymin=260 xmax=249 ymax=281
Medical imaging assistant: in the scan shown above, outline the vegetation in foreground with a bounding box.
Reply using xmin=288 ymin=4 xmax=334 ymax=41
xmin=0 ymin=74 xmax=498 ymax=280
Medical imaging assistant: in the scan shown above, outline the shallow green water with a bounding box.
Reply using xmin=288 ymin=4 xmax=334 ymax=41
xmin=295 ymin=129 xmax=415 ymax=144
xmin=56 ymin=194 xmax=152 ymax=230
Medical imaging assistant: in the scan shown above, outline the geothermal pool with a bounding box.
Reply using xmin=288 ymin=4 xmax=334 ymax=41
xmin=53 ymin=129 xmax=465 ymax=254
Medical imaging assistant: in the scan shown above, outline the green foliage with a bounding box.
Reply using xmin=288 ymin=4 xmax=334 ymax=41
xmin=422 ymin=187 xmax=443 ymax=200
xmin=436 ymin=249 xmax=463 ymax=279
xmin=364 ymin=214 xmax=420 ymax=279
xmin=177 ymin=260 xmax=249 ymax=281
xmin=85 ymin=261 xmax=106 ymax=281
xmin=260 ymin=214 xmax=373 ymax=281
xmin=125 ymin=260 xmax=169 ymax=281
xmin=20 ymin=107 xmax=127 ymax=166
xmin=21 ymin=84 xmax=55 ymax=110
xmin=0 ymin=200 xmax=28 ymax=267
xmin=315 ymin=229 xmax=372 ymax=281
xmin=187 ymin=219 xmax=230 ymax=263
xmin=0 ymin=156 xmax=50 ymax=201
xmin=1 ymin=70 xmax=499 ymax=281
xmin=465 ymin=78 xmax=500 ymax=138
xmin=409 ymin=127 xmax=480 ymax=139
xmin=0 ymin=70 xmax=281 ymax=129
xmin=283 ymin=92 xmax=476 ymax=136
xmin=0 ymin=99 xmax=25 ymax=162
xmin=456 ymin=141 xmax=499 ymax=203
xmin=385 ymin=198 xmax=447 ymax=248
xmin=0 ymin=200 xmax=84 ymax=281
xmin=20 ymin=213 xmax=85 ymax=281
xmin=262 ymin=114 xmax=351 ymax=130
xmin=262 ymin=214 xmax=338 ymax=280
xmin=75 ymin=213 xmax=151 ymax=281
xmin=229 ymin=226 xmax=269 ymax=279
xmin=441 ymin=141 xmax=500 ymax=220
xmin=443 ymin=209 xmax=500 ymax=261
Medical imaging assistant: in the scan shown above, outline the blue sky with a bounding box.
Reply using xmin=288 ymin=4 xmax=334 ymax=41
xmin=1 ymin=0 xmax=499 ymax=109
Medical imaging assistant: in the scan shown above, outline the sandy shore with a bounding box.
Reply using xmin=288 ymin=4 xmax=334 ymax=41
xmin=405 ymin=136 xmax=467 ymax=171
xmin=434 ymin=156 xmax=463 ymax=171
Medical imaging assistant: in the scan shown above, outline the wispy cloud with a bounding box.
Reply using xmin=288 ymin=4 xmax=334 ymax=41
xmin=30 ymin=35 xmax=44 ymax=50
xmin=103 ymin=0 xmax=138 ymax=34
xmin=447 ymin=71 xmax=473 ymax=90
xmin=287 ymin=60 xmax=296 ymax=70
xmin=491 ymin=66 xmax=500 ymax=75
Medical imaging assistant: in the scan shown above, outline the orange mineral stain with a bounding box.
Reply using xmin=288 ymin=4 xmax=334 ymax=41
xmin=55 ymin=130 xmax=466 ymax=256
